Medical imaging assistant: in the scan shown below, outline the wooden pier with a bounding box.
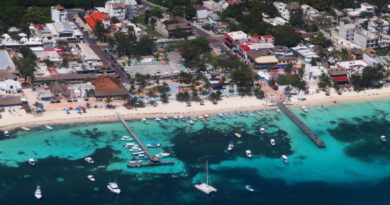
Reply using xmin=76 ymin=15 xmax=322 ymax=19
xmin=116 ymin=113 xmax=161 ymax=162
xmin=277 ymin=103 xmax=325 ymax=148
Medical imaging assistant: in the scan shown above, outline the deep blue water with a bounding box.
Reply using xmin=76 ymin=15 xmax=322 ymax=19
xmin=1 ymin=100 xmax=390 ymax=204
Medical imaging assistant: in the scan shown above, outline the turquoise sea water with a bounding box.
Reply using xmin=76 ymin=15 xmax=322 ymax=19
xmin=1 ymin=99 xmax=390 ymax=204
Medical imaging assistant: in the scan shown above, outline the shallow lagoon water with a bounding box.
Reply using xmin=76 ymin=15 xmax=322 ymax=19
xmin=1 ymin=99 xmax=390 ymax=204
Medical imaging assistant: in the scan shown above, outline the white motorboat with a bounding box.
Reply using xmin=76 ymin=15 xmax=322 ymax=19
xmin=121 ymin=136 xmax=133 ymax=141
xmin=300 ymin=105 xmax=308 ymax=112
xmin=84 ymin=157 xmax=94 ymax=164
xmin=44 ymin=125 xmax=53 ymax=130
xmin=87 ymin=175 xmax=95 ymax=182
xmin=141 ymin=118 xmax=148 ymax=124
xmin=132 ymin=151 xmax=145 ymax=156
xmin=276 ymin=109 xmax=282 ymax=114
xmin=156 ymin=153 xmax=170 ymax=158
xmin=124 ymin=143 xmax=135 ymax=148
xmin=204 ymin=114 xmax=209 ymax=120
xmin=146 ymin=142 xmax=161 ymax=148
xmin=235 ymin=133 xmax=242 ymax=138
xmin=281 ymin=155 xmax=288 ymax=164
xmin=270 ymin=139 xmax=276 ymax=146
xmin=187 ymin=119 xmax=194 ymax=124
xmin=107 ymin=182 xmax=121 ymax=194
xmin=259 ymin=128 xmax=265 ymax=134
xmin=3 ymin=130 xmax=9 ymax=137
xmin=20 ymin=126 xmax=31 ymax=131
xmin=173 ymin=116 xmax=179 ymax=120
xmin=35 ymin=186 xmax=42 ymax=199
xmin=28 ymin=158 xmax=36 ymax=166
xmin=163 ymin=117 xmax=168 ymax=121
xmin=381 ymin=135 xmax=386 ymax=142
xmin=129 ymin=147 xmax=142 ymax=152
xmin=227 ymin=141 xmax=234 ymax=152
xmin=245 ymin=150 xmax=252 ymax=158
xmin=155 ymin=118 xmax=161 ymax=122
xmin=245 ymin=185 xmax=254 ymax=192
xmin=180 ymin=116 xmax=185 ymax=121
xmin=194 ymin=161 xmax=217 ymax=195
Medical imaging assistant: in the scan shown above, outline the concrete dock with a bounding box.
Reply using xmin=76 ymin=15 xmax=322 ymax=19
xmin=277 ymin=103 xmax=325 ymax=148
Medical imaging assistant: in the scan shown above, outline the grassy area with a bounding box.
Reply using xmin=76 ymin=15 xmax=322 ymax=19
xmin=375 ymin=47 xmax=390 ymax=56
xmin=146 ymin=26 xmax=164 ymax=37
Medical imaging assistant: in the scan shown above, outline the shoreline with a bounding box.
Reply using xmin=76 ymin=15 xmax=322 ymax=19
xmin=1 ymin=88 xmax=390 ymax=131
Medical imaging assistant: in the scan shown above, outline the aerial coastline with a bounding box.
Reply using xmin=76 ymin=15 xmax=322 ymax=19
xmin=2 ymin=86 xmax=390 ymax=131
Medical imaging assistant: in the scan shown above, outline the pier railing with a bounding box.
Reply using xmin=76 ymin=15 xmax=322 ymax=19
xmin=277 ymin=103 xmax=325 ymax=148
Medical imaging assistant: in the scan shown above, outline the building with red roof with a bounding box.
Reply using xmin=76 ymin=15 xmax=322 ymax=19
xmin=84 ymin=12 xmax=111 ymax=29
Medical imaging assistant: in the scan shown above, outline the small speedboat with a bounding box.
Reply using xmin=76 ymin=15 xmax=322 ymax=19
xmin=34 ymin=186 xmax=42 ymax=199
xmin=156 ymin=153 xmax=170 ymax=158
xmin=28 ymin=158 xmax=36 ymax=166
xmin=270 ymin=139 xmax=276 ymax=146
xmin=121 ymin=136 xmax=133 ymax=141
xmin=204 ymin=114 xmax=209 ymax=120
xmin=132 ymin=151 xmax=145 ymax=156
xmin=84 ymin=157 xmax=94 ymax=164
xmin=227 ymin=140 xmax=234 ymax=152
xmin=141 ymin=118 xmax=148 ymax=124
xmin=259 ymin=128 xmax=265 ymax=135
xmin=3 ymin=130 xmax=9 ymax=137
xmin=20 ymin=126 xmax=31 ymax=131
xmin=276 ymin=109 xmax=282 ymax=114
xmin=155 ymin=118 xmax=161 ymax=122
xmin=245 ymin=150 xmax=252 ymax=158
xmin=87 ymin=175 xmax=95 ymax=182
xmin=235 ymin=133 xmax=242 ymax=138
xmin=381 ymin=135 xmax=386 ymax=142
xmin=44 ymin=125 xmax=53 ymax=130
xmin=125 ymin=143 xmax=135 ymax=148
xmin=173 ymin=116 xmax=179 ymax=120
xmin=107 ymin=182 xmax=121 ymax=194
xmin=281 ymin=155 xmax=288 ymax=164
xmin=301 ymin=105 xmax=308 ymax=112
xmin=129 ymin=147 xmax=142 ymax=152
xmin=163 ymin=117 xmax=168 ymax=121
xmin=245 ymin=184 xmax=254 ymax=192
xmin=146 ymin=142 xmax=161 ymax=148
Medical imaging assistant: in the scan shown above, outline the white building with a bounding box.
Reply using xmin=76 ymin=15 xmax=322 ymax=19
xmin=51 ymin=5 xmax=68 ymax=22
xmin=105 ymin=0 xmax=127 ymax=20
xmin=203 ymin=0 xmax=226 ymax=12
xmin=273 ymin=1 xmax=290 ymax=20
xmin=360 ymin=3 xmax=375 ymax=13
xmin=195 ymin=6 xmax=210 ymax=19
xmin=75 ymin=43 xmax=103 ymax=68
xmin=336 ymin=60 xmax=369 ymax=75
xmin=354 ymin=29 xmax=379 ymax=49
xmin=339 ymin=21 xmax=356 ymax=41
xmin=368 ymin=17 xmax=389 ymax=33
xmin=0 ymin=50 xmax=16 ymax=71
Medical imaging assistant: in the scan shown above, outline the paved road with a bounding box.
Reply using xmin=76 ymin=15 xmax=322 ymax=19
xmin=72 ymin=19 xmax=129 ymax=82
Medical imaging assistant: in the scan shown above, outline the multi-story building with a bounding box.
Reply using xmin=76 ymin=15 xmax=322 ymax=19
xmin=224 ymin=31 xmax=249 ymax=48
xmin=368 ymin=17 xmax=390 ymax=33
xmin=273 ymin=1 xmax=290 ymax=20
xmin=51 ymin=5 xmax=68 ymax=22
xmin=354 ymin=29 xmax=379 ymax=49
xmin=339 ymin=21 xmax=356 ymax=41
xmin=105 ymin=0 xmax=127 ymax=20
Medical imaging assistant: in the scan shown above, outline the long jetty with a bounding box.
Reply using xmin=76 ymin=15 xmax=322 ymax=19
xmin=277 ymin=103 xmax=325 ymax=148
xmin=116 ymin=113 xmax=161 ymax=162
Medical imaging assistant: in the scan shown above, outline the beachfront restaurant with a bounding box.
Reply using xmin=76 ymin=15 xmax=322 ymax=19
xmin=0 ymin=96 xmax=22 ymax=111
xmin=91 ymin=76 xmax=129 ymax=99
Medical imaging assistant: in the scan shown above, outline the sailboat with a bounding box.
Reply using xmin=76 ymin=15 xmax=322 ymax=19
xmin=194 ymin=161 xmax=217 ymax=195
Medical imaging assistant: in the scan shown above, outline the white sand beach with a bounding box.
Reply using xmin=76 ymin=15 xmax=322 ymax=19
xmin=1 ymin=87 xmax=390 ymax=131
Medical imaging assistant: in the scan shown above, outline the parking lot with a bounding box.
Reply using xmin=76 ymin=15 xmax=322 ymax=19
xmin=125 ymin=63 xmax=184 ymax=77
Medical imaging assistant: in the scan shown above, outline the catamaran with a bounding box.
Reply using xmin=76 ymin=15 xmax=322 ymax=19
xmin=28 ymin=158 xmax=36 ymax=166
xmin=194 ymin=161 xmax=217 ymax=195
